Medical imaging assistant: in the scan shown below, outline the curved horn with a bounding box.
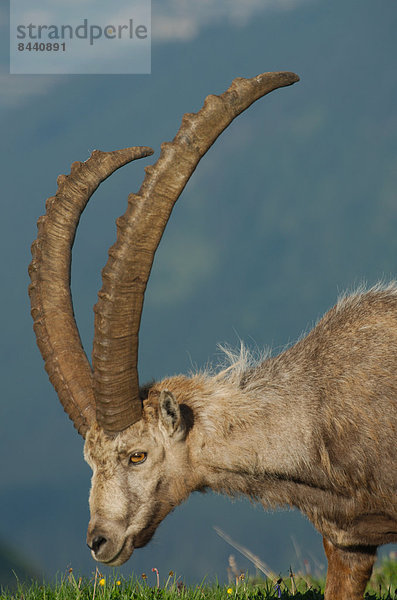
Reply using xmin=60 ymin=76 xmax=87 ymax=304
xmin=93 ymin=71 xmax=300 ymax=435
xmin=28 ymin=147 xmax=154 ymax=437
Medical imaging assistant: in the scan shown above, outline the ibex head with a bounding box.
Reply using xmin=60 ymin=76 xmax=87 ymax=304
xmin=28 ymin=72 xmax=299 ymax=566
xmin=84 ymin=384 xmax=195 ymax=565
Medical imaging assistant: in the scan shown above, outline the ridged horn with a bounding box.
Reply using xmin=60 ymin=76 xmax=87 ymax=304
xmin=93 ymin=71 xmax=300 ymax=435
xmin=28 ymin=147 xmax=154 ymax=437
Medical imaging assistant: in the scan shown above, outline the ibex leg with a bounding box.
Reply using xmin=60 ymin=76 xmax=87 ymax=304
xmin=323 ymin=537 xmax=377 ymax=600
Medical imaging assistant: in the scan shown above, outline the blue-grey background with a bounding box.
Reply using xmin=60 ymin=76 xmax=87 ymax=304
xmin=1 ymin=0 xmax=396 ymax=587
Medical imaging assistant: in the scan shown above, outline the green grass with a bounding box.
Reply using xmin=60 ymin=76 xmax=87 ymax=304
xmin=1 ymin=558 xmax=396 ymax=600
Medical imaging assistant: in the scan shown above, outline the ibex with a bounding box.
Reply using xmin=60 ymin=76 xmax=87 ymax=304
xmin=29 ymin=71 xmax=397 ymax=600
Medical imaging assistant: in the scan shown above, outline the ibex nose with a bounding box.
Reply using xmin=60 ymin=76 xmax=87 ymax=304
xmin=87 ymin=526 xmax=109 ymax=557
xmin=87 ymin=521 xmax=125 ymax=563
xmin=91 ymin=535 xmax=107 ymax=554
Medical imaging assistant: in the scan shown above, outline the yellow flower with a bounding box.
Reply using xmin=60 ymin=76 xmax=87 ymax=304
xmin=116 ymin=580 xmax=121 ymax=586
xmin=99 ymin=578 xmax=106 ymax=586
xmin=142 ymin=573 xmax=147 ymax=580
xmin=227 ymin=588 xmax=233 ymax=594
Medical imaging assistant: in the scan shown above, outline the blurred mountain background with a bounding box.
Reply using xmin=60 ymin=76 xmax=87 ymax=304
xmin=1 ymin=0 xmax=396 ymax=588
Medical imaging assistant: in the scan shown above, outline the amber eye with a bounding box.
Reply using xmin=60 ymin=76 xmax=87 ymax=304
xmin=129 ymin=452 xmax=147 ymax=465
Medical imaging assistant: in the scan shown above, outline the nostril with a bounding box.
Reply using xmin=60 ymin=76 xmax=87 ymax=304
xmin=91 ymin=535 xmax=107 ymax=554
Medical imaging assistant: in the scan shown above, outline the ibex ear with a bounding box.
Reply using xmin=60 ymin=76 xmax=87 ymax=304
xmin=159 ymin=391 xmax=185 ymax=440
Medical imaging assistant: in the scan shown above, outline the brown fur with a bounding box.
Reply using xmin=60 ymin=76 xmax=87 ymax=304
xmin=323 ymin=538 xmax=377 ymax=600
xmin=85 ymin=285 xmax=397 ymax=599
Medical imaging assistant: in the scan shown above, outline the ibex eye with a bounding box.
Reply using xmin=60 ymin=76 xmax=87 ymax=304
xmin=129 ymin=452 xmax=147 ymax=465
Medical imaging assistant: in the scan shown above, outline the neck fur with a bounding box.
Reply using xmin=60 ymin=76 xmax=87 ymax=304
xmin=160 ymin=352 xmax=318 ymax=509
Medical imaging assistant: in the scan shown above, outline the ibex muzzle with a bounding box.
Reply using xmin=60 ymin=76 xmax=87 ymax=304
xmin=29 ymin=72 xmax=397 ymax=600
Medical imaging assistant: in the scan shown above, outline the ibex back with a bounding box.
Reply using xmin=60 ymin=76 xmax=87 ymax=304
xmin=29 ymin=71 xmax=397 ymax=600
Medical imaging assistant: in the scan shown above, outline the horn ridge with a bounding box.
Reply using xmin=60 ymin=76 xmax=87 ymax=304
xmin=29 ymin=146 xmax=154 ymax=437
xmin=93 ymin=71 xmax=299 ymax=435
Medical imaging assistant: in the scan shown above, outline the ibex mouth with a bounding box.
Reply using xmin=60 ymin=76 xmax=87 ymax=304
xmin=93 ymin=521 xmax=159 ymax=565
xmin=95 ymin=536 xmax=135 ymax=567
xmin=87 ymin=530 xmax=135 ymax=566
